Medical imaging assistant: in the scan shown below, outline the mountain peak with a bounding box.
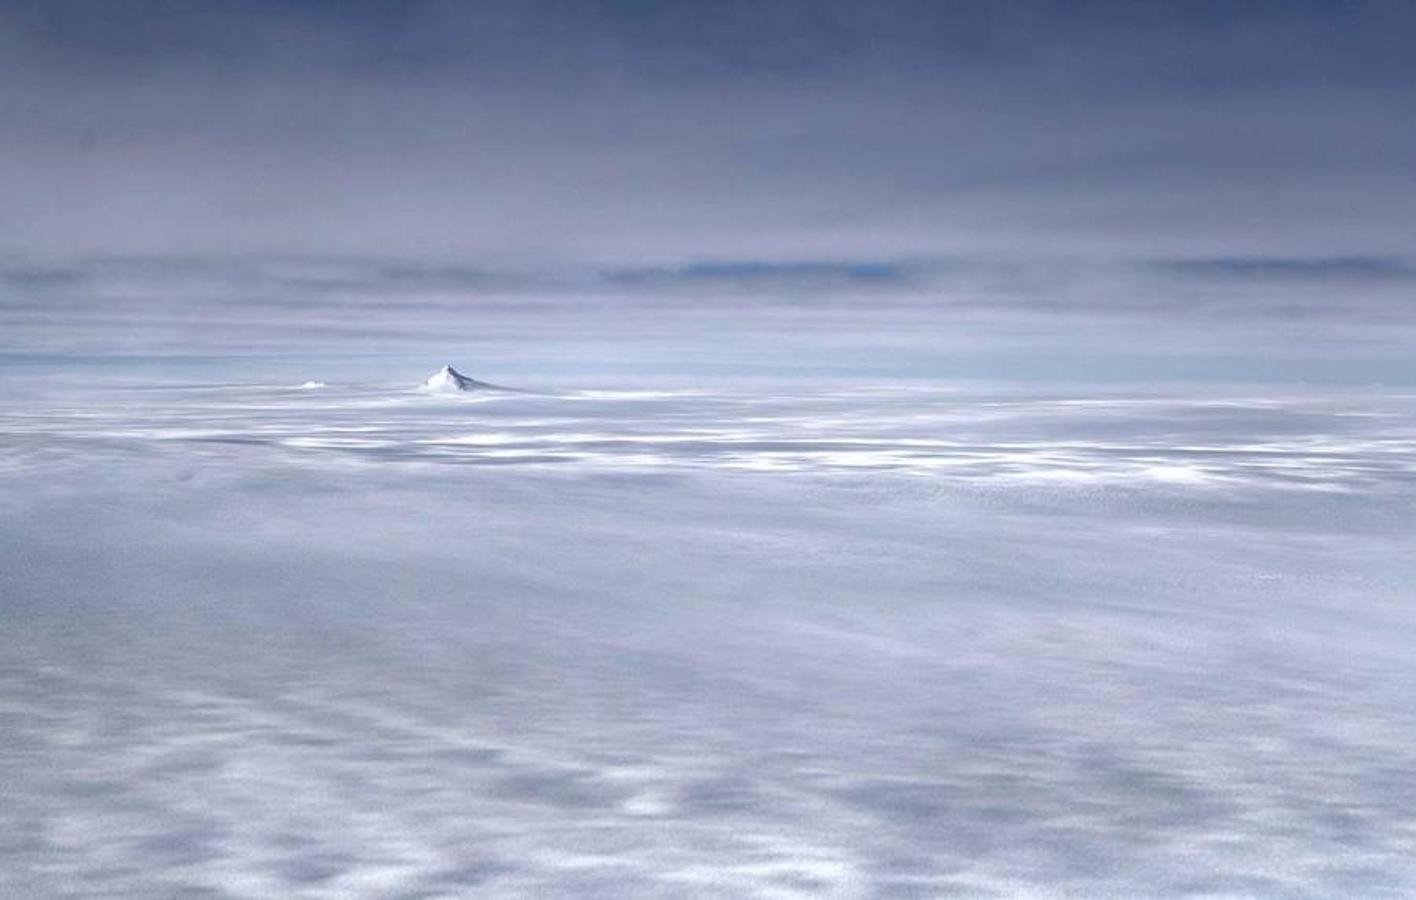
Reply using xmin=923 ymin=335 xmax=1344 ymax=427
xmin=423 ymin=365 xmax=492 ymax=392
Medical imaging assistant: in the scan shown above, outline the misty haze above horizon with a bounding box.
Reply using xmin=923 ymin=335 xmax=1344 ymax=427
xmin=2 ymin=0 xmax=1414 ymax=382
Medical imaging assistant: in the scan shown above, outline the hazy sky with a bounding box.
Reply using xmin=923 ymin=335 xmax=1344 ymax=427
xmin=2 ymin=1 xmax=1413 ymax=380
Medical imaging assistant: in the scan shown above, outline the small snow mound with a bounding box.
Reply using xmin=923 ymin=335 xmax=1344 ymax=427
xmin=422 ymin=365 xmax=493 ymax=392
xmin=298 ymin=381 xmax=327 ymax=390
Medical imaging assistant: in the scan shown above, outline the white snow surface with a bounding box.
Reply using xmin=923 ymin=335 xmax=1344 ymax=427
xmin=2 ymin=376 xmax=1415 ymax=897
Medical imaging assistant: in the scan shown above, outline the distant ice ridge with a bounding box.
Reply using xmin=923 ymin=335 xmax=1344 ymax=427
xmin=297 ymin=381 xmax=326 ymax=390
xmin=422 ymin=365 xmax=498 ymax=393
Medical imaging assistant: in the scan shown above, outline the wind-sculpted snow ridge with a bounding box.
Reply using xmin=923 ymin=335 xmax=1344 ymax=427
xmin=3 ymin=378 xmax=1416 ymax=896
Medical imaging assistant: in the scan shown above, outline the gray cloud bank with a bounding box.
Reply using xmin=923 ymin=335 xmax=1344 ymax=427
xmin=2 ymin=0 xmax=1414 ymax=262
xmin=1 ymin=1 xmax=1413 ymax=380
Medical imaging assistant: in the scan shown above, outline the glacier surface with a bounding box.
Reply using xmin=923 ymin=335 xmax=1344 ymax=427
xmin=2 ymin=376 xmax=1415 ymax=897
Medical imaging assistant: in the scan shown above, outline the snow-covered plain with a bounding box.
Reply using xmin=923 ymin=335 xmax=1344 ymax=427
xmin=3 ymin=376 xmax=1415 ymax=897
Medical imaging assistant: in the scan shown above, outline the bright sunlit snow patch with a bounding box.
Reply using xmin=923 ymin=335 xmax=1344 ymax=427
xmin=5 ymin=380 xmax=1412 ymax=488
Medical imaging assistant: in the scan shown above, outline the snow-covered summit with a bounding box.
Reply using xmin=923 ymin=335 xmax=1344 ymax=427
xmin=422 ymin=365 xmax=494 ymax=392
